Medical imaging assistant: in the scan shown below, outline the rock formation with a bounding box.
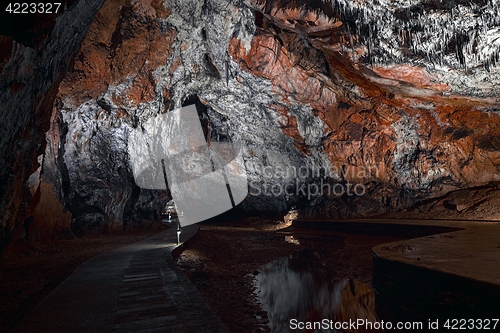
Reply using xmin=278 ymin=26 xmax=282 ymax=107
xmin=1 ymin=0 xmax=500 ymax=250
xmin=0 ymin=0 xmax=106 ymax=250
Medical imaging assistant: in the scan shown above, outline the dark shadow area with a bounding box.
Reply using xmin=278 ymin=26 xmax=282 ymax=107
xmin=373 ymin=257 xmax=500 ymax=332
xmin=292 ymin=220 xmax=462 ymax=238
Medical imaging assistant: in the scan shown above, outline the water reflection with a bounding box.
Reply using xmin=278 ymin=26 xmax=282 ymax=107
xmin=254 ymin=254 xmax=379 ymax=333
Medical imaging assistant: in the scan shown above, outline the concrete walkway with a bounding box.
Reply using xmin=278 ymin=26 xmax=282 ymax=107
xmin=12 ymin=224 xmax=229 ymax=333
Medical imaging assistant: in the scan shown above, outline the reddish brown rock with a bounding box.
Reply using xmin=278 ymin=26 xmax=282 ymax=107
xmin=27 ymin=0 xmax=177 ymax=238
xmin=226 ymin=1 xmax=500 ymax=219
xmin=29 ymin=183 xmax=72 ymax=242
xmin=372 ymin=65 xmax=450 ymax=92
xmin=59 ymin=0 xmax=176 ymax=108
xmin=229 ymin=33 xmax=337 ymax=112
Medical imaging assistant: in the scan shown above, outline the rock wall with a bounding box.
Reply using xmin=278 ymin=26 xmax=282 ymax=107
xmin=243 ymin=0 xmax=500 ymax=217
xmin=2 ymin=0 xmax=500 ymax=248
xmin=0 ymin=0 xmax=106 ymax=251
xmin=42 ymin=0 xmax=334 ymax=235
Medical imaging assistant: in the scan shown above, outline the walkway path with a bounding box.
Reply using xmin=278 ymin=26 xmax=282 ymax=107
xmin=12 ymin=224 xmax=229 ymax=333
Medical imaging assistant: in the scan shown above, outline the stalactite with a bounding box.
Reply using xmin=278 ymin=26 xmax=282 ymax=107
xmin=348 ymin=25 xmax=355 ymax=63
xmin=286 ymin=0 xmax=500 ymax=72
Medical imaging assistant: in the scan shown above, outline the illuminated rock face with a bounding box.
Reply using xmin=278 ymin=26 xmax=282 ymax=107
xmin=240 ymin=0 xmax=500 ymax=217
xmin=2 ymin=0 xmax=500 ymax=244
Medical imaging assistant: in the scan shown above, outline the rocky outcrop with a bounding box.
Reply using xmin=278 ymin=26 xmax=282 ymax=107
xmin=0 ymin=0 xmax=106 ymax=251
xmin=383 ymin=182 xmax=500 ymax=220
xmin=233 ymin=0 xmax=500 ymax=217
xmin=42 ymin=0 xmax=176 ymax=233
xmin=2 ymin=0 xmax=500 ymax=249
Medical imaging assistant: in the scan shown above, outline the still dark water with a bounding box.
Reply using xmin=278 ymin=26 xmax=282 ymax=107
xmin=253 ymin=254 xmax=380 ymax=333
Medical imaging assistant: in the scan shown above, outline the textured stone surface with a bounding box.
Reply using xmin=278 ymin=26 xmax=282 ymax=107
xmin=40 ymin=0 xmax=178 ymax=233
xmin=2 ymin=0 xmax=500 ymax=248
xmin=0 ymin=0 xmax=106 ymax=251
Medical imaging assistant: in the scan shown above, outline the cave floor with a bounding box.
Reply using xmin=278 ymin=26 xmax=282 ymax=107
xmin=292 ymin=218 xmax=500 ymax=287
xmin=359 ymin=218 xmax=500 ymax=287
xmin=8 ymin=218 xmax=500 ymax=333
xmin=10 ymin=225 xmax=228 ymax=333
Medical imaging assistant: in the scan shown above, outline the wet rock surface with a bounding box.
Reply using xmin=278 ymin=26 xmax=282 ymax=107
xmin=1 ymin=0 xmax=500 ymax=247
